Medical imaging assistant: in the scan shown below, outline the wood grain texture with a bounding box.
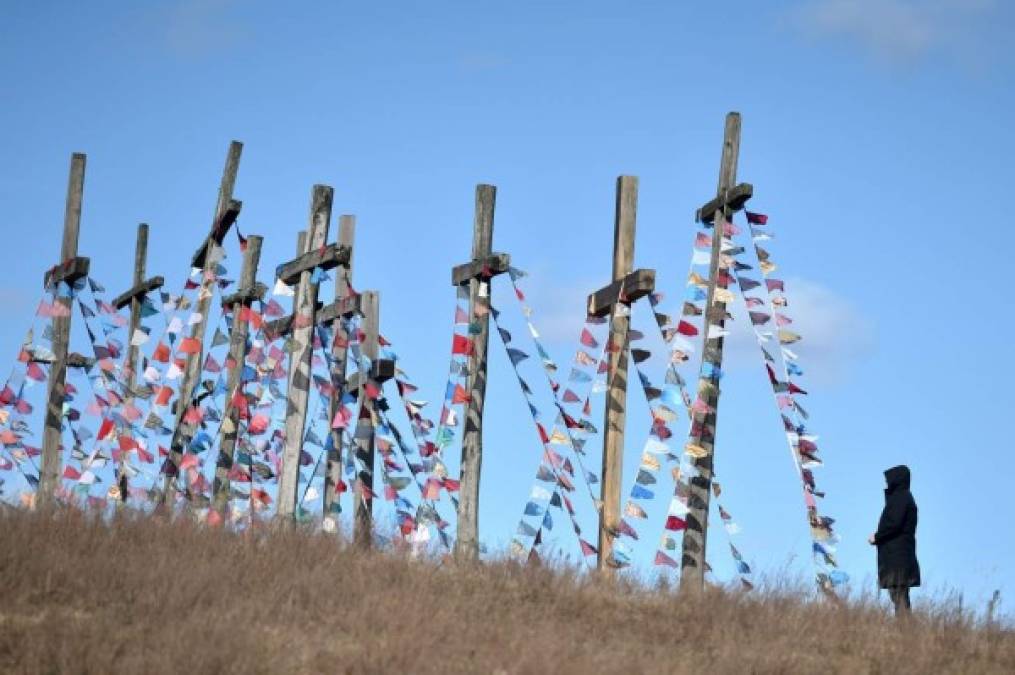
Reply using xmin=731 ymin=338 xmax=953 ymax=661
xmin=681 ymin=112 xmax=742 ymax=591
xmin=164 ymin=142 xmax=243 ymax=505
xmin=586 ymin=268 xmax=655 ymax=318
xmin=278 ymin=186 xmax=333 ymax=519
xmin=598 ymin=175 xmax=638 ymax=571
xmin=39 ymin=152 xmax=86 ymax=507
xmin=353 ymin=291 xmax=379 ymax=548
xmin=213 ymin=235 xmax=263 ymax=515
xmin=324 ymin=215 xmax=356 ymax=521
xmin=454 ymin=184 xmax=497 ymax=562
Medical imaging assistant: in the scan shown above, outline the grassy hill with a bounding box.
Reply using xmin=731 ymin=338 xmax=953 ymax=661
xmin=0 ymin=509 xmax=1011 ymax=674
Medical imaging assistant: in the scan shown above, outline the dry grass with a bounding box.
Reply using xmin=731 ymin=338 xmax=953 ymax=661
xmin=0 ymin=509 xmax=1012 ymax=674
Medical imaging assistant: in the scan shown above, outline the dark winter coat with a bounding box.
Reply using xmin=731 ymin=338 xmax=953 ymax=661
xmin=874 ymin=465 xmax=920 ymax=588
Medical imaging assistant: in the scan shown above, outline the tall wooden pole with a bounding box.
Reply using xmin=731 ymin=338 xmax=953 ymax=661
xmin=353 ymin=290 xmax=379 ymax=548
xmin=680 ymin=112 xmax=742 ymax=590
xmin=598 ymin=176 xmax=638 ymax=570
xmin=324 ymin=215 xmax=355 ymax=522
xmin=212 ymin=235 xmax=264 ymax=515
xmin=38 ymin=152 xmax=86 ymax=507
xmin=454 ymin=184 xmax=496 ymax=561
xmin=277 ymin=186 xmax=333 ymax=519
xmin=119 ymin=223 xmax=149 ymax=503
xmin=164 ymin=141 xmax=243 ymax=504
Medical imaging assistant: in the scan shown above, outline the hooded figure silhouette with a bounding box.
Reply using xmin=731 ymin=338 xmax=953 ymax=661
xmin=871 ymin=465 xmax=920 ymax=614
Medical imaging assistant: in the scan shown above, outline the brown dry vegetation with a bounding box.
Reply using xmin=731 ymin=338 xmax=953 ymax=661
xmin=0 ymin=509 xmax=1012 ymax=674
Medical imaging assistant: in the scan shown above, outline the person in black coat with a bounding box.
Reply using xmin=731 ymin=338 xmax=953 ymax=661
xmin=868 ymin=465 xmax=920 ymax=615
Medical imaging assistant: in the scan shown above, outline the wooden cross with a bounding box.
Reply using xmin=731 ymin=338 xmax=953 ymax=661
xmin=111 ymin=223 xmax=165 ymax=504
xmin=451 ymin=184 xmax=511 ymax=562
xmin=586 ymin=176 xmax=655 ymax=571
xmin=324 ymin=215 xmax=356 ymax=523
xmin=352 ymin=290 xmax=384 ymax=548
xmin=163 ymin=141 xmax=243 ymax=505
xmin=212 ymin=234 xmax=266 ymax=516
xmin=680 ymin=112 xmax=753 ymax=590
xmin=38 ymin=153 xmax=91 ymax=507
xmin=277 ymin=185 xmax=334 ymax=520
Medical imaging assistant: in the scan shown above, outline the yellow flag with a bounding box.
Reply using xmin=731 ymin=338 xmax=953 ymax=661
xmin=687 ymin=271 xmax=708 ymax=288
xmin=684 ymin=442 xmax=708 ymax=459
xmin=625 ymin=501 xmax=648 ymax=519
xmin=640 ymin=453 xmax=661 ymax=471
xmin=760 ymin=260 xmax=777 ymax=275
xmin=778 ymin=330 xmax=802 ymax=345
xmin=713 ymin=287 xmax=735 ymax=304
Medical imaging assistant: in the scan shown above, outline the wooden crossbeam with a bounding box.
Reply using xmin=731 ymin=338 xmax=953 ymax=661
xmin=695 ymin=182 xmax=753 ymax=223
xmin=191 ymin=198 xmax=243 ymax=268
xmin=220 ymin=281 xmax=267 ymax=308
xmin=586 ymin=268 xmax=656 ymax=318
xmin=275 ymin=242 xmax=350 ymax=286
xmin=112 ymin=276 xmax=165 ymax=310
xmin=262 ymin=300 xmax=325 ymax=339
xmin=31 ymin=352 xmax=94 ymax=369
xmin=451 ymin=252 xmax=511 ymax=286
xmin=43 ymin=256 xmax=90 ymax=288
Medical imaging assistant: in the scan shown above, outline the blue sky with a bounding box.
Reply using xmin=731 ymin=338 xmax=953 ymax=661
xmin=2 ymin=0 xmax=1014 ymax=609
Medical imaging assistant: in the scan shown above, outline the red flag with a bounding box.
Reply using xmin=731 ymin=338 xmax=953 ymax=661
xmin=152 ymin=342 xmax=171 ymax=363
xmin=423 ymin=477 xmax=441 ymax=500
xmin=765 ymin=279 xmax=785 ymax=292
xmin=579 ymin=539 xmax=597 ymax=556
xmin=452 ymin=334 xmax=473 ymax=356
xmin=155 ymin=386 xmax=173 ymax=406
xmin=179 ymin=337 xmax=201 ymax=354
xmin=62 ymin=465 xmax=81 ymax=480
xmin=580 ymin=328 xmax=598 ymax=348
xmin=97 ymin=418 xmax=116 ymax=440
xmin=745 ymin=211 xmax=768 ymax=225
xmin=654 ymin=550 xmax=678 ymax=568
xmin=677 ymin=321 xmax=698 ymax=337
xmin=665 ymin=515 xmax=687 ymax=531
xmin=451 ymin=385 xmax=470 ymax=404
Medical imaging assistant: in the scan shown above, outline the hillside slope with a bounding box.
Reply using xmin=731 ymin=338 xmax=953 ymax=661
xmin=0 ymin=510 xmax=1011 ymax=674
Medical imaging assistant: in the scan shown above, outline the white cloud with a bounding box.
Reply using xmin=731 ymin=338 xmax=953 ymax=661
xmin=724 ymin=277 xmax=876 ymax=387
xmin=164 ymin=0 xmax=246 ymax=59
xmin=786 ymin=0 xmax=997 ymax=65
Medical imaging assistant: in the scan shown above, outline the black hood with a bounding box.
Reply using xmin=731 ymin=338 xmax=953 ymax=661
xmin=884 ymin=465 xmax=910 ymax=494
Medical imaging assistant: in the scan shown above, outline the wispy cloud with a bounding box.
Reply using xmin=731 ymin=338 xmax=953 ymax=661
xmin=725 ymin=277 xmax=876 ymax=387
xmin=164 ymin=0 xmax=246 ymax=60
xmin=785 ymin=0 xmax=998 ymax=66
xmin=506 ymin=271 xmax=874 ymax=388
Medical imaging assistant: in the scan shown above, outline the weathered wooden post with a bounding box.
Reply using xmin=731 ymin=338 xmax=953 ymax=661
xmin=111 ymin=223 xmax=165 ymax=503
xmin=324 ymin=215 xmax=356 ymax=522
xmin=277 ymin=186 xmax=334 ymax=519
xmin=38 ymin=153 xmax=91 ymax=507
xmin=680 ymin=112 xmax=753 ymax=590
xmin=163 ymin=141 xmax=243 ymax=504
xmin=212 ymin=235 xmax=265 ymax=515
xmin=586 ymin=176 xmax=656 ymax=570
xmin=353 ymin=290 xmax=380 ymax=548
xmin=451 ymin=184 xmax=512 ymax=562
